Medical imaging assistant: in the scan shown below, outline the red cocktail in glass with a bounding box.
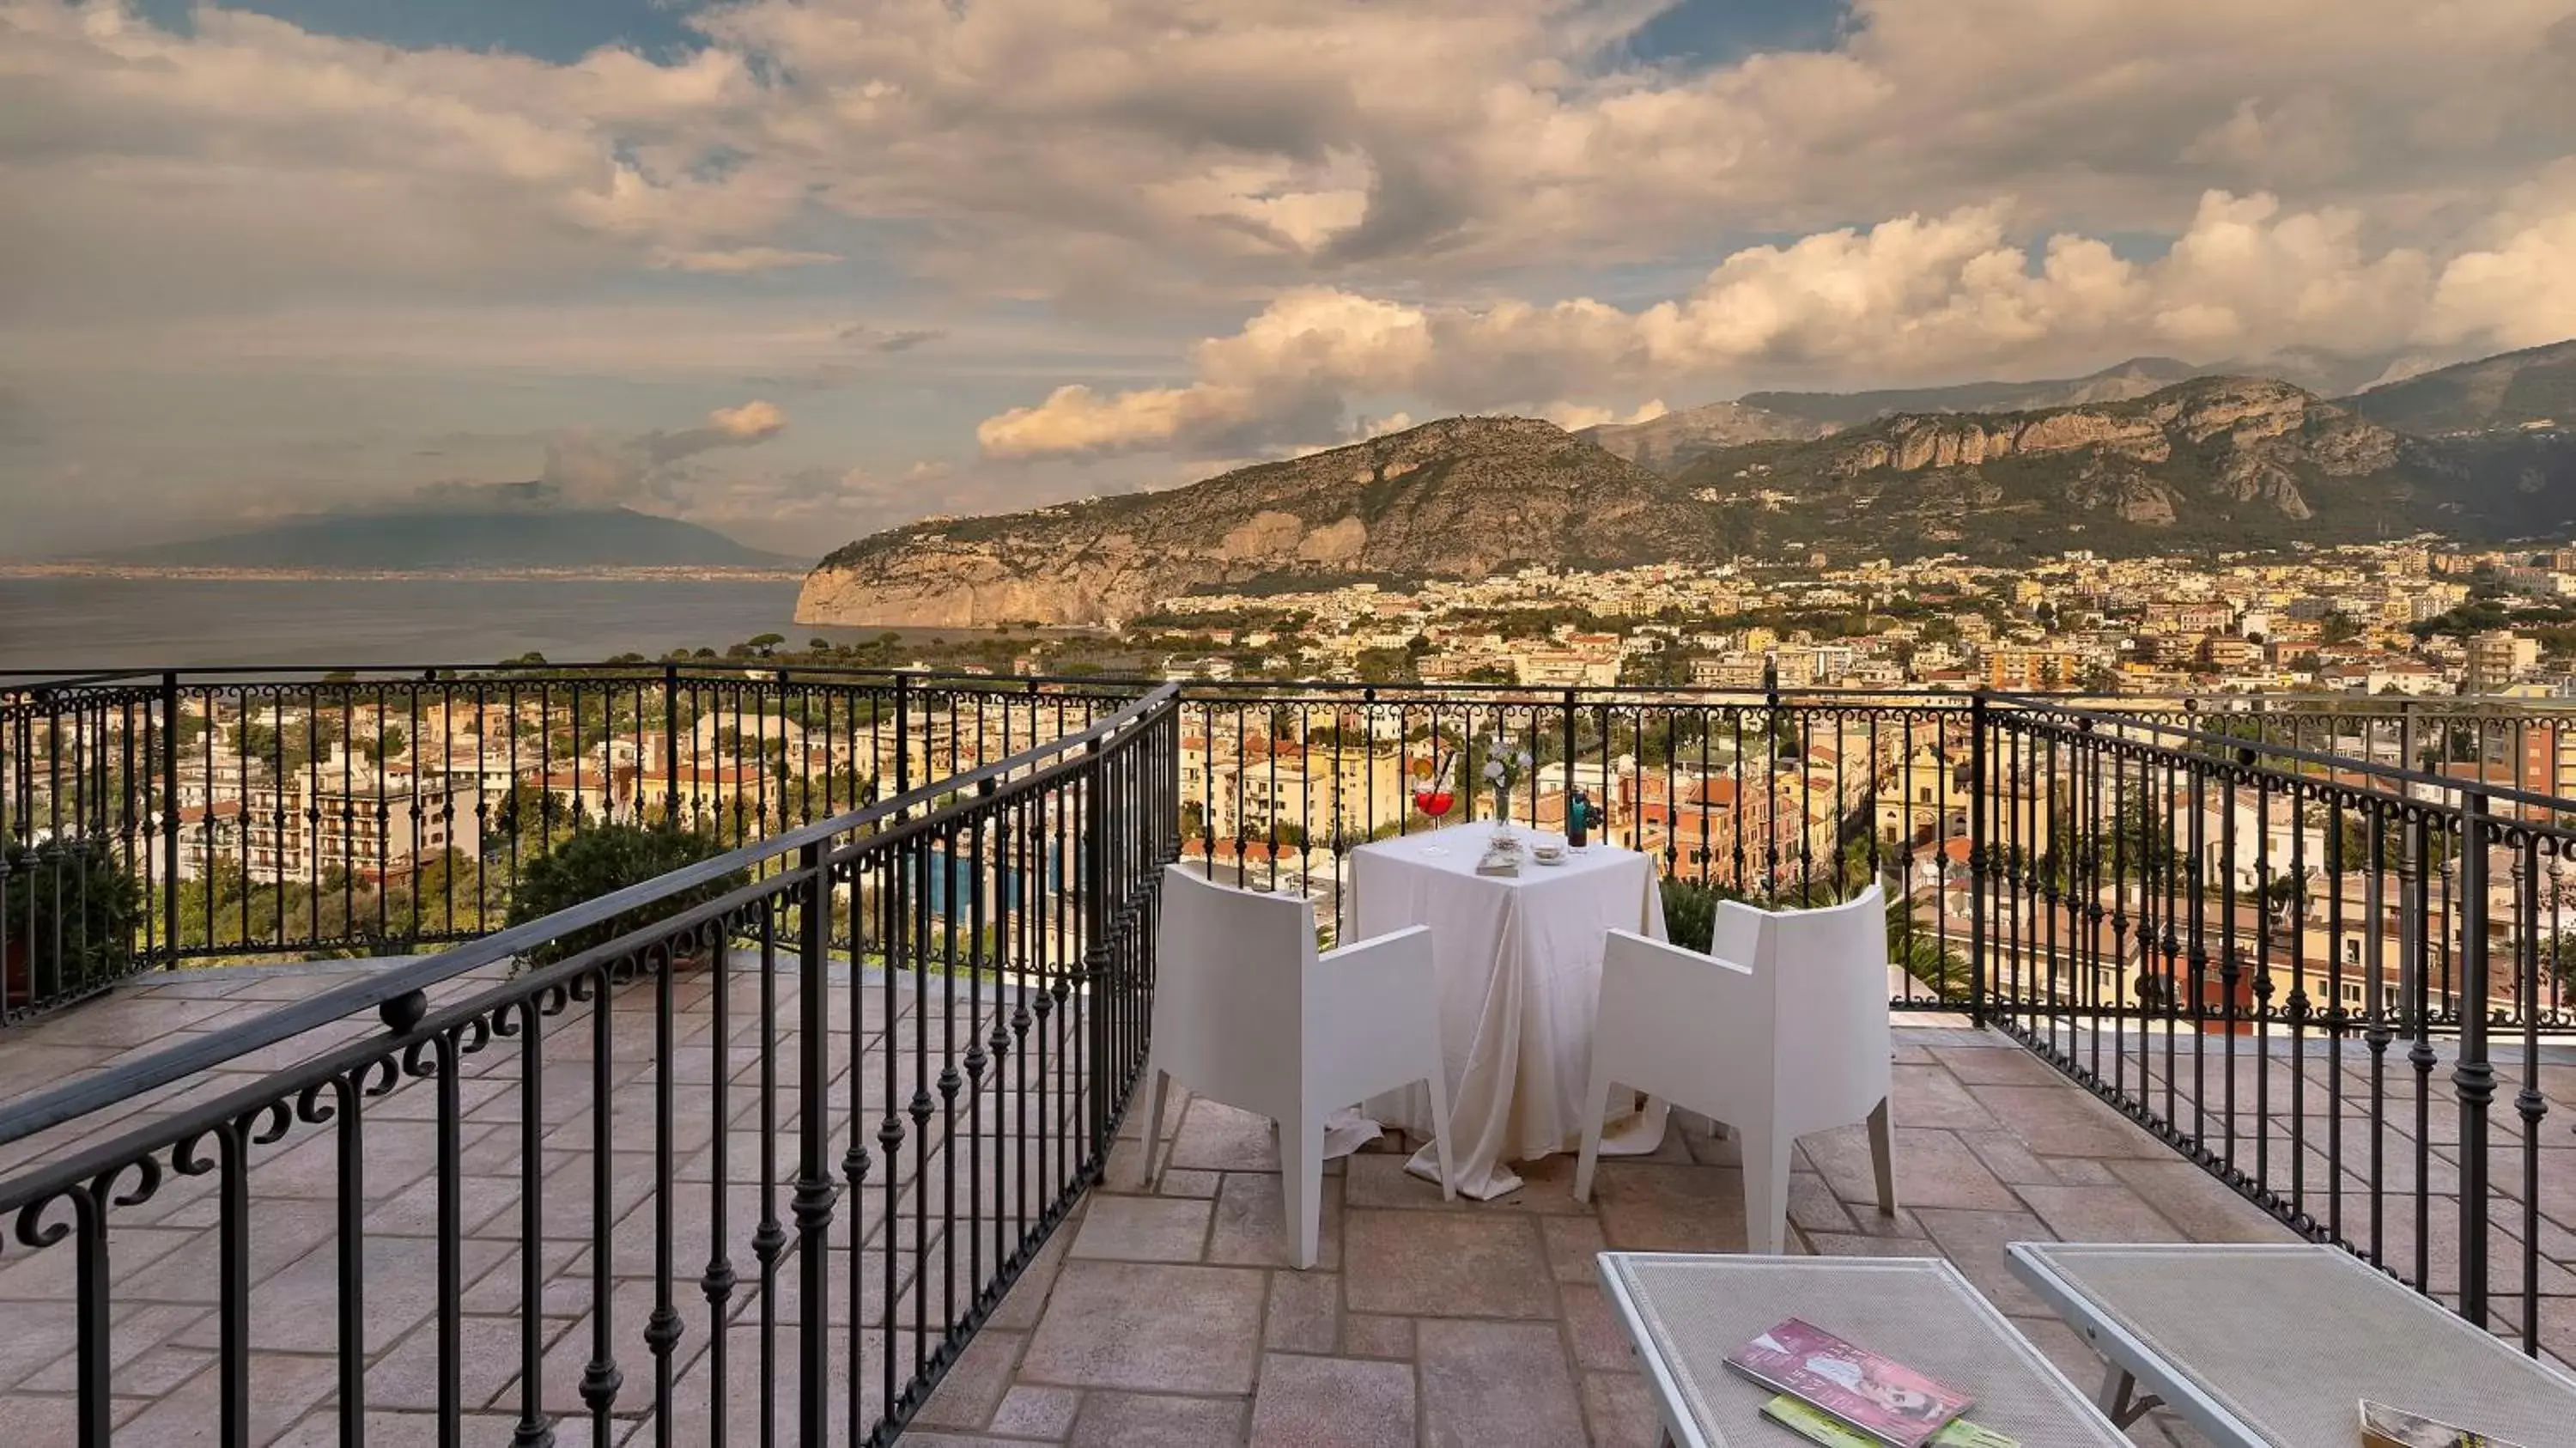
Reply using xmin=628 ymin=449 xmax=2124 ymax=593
xmin=1412 ymin=759 xmax=1455 ymax=820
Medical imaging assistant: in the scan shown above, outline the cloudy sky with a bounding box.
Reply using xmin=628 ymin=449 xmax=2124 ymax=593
xmin=3 ymin=0 xmax=2574 ymax=560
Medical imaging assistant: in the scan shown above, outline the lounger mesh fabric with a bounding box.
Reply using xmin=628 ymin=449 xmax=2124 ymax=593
xmin=2015 ymin=1243 xmax=2575 ymax=1447
xmin=1603 ymin=1254 xmax=2127 ymax=1446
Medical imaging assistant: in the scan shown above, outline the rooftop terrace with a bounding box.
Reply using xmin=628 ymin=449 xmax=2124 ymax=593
xmin=0 ymin=960 xmax=2359 ymax=1447
xmin=2 ymin=666 xmax=2569 ymax=1444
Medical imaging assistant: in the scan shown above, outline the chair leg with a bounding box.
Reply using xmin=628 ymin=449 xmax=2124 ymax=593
xmin=1741 ymin=1126 xmax=1795 ymax=1256
xmin=1281 ymin=1113 xmax=1324 ymax=1270
xmin=1423 ymin=1066 xmax=1459 ymax=1202
xmin=1572 ymin=1063 xmax=1615 ymax=1204
xmin=1139 ymin=1066 xmax=1172 ymax=1189
xmin=1866 ymin=1095 xmax=1899 ymax=1218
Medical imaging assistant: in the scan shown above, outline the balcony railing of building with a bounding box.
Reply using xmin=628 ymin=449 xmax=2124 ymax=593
xmin=1 ymin=665 xmax=2571 ymax=1441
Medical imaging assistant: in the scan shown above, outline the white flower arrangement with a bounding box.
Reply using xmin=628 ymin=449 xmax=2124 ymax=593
xmin=1479 ymin=733 xmax=1535 ymax=809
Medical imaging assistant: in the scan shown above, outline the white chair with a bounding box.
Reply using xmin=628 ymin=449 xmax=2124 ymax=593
xmin=1572 ymin=885 xmax=1896 ymax=1256
xmin=1139 ymin=866 xmax=1456 ymax=1269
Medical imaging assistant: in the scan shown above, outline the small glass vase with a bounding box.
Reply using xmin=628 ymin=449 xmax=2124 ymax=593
xmin=1491 ymin=787 xmax=1518 ymax=850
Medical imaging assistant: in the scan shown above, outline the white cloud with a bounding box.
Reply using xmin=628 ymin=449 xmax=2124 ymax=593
xmin=2419 ymin=161 xmax=2576 ymax=349
xmin=9 ymin=0 xmax=2575 ymax=321
xmin=0 ymin=2 xmax=786 ymax=322
xmin=654 ymin=247 xmax=843 ymax=274
xmin=705 ymin=400 xmax=787 ymax=442
xmin=1540 ymin=399 xmax=1669 ymax=430
xmin=687 ymin=0 xmax=2576 ymax=295
xmin=544 ymin=399 xmax=790 ymax=504
xmin=970 ymin=186 xmax=2576 ymax=459
xmin=6 ymin=0 xmax=2576 ymax=545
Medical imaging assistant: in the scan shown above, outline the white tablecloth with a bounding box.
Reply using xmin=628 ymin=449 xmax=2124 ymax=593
xmin=1340 ymin=823 xmax=1670 ymax=1200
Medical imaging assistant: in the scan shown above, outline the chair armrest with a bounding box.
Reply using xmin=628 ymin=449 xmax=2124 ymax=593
xmin=1317 ymin=923 xmax=1434 ymax=981
xmin=1605 ymin=928 xmax=1759 ymax=995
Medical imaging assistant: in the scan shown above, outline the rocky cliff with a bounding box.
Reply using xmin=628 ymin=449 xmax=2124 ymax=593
xmin=1668 ymin=377 xmax=2442 ymax=556
xmin=797 ymin=417 xmax=1721 ymax=627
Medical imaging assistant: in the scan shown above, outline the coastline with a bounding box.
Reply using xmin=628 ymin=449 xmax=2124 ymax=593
xmin=0 ymin=562 xmax=811 ymax=583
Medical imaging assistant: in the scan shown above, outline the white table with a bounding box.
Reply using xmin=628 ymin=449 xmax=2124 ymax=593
xmin=1600 ymin=1253 xmax=2130 ymax=1448
xmin=1344 ymin=823 xmax=1668 ymax=1200
xmin=2009 ymin=1242 xmax=2576 ymax=1448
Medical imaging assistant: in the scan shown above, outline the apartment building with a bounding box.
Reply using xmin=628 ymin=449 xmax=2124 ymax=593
xmin=229 ymin=758 xmax=482 ymax=885
xmin=1985 ymin=648 xmax=2083 ymax=691
xmin=2468 ymin=630 xmax=2540 ymax=693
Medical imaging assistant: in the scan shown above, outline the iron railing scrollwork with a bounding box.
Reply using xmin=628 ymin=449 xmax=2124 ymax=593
xmin=0 ymin=681 xmax=1180 ymax=1446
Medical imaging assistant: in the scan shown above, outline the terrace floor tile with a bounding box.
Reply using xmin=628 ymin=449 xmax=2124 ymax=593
xmin=6 ymin=961 xmax=2561 ymax=1445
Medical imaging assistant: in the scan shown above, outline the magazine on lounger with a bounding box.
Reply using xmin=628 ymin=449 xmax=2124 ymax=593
xmin=1723 ymin=1318 xmax=1973 ymax=1448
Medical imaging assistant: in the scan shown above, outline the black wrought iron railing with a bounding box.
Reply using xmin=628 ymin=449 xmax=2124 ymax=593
xmin=0 ymin=681 xmax=1179 ymax=1446
xmin=1 ymin=663 xmax=1131 ymax=1019
xmin=1977 ymin=694 xmax=2567 ymax=1356
xmin=5 ymin=663 xmax=2575 ymax=1384
xmin=13 ymin=665 xmax=2574 ymax=1019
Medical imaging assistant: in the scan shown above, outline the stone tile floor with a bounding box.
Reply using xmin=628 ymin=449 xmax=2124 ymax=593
xmin=0 ymin=964 xmax=2563 ymax=1445
xmin=905 ymin=1025 xmax=2303 ymax=1448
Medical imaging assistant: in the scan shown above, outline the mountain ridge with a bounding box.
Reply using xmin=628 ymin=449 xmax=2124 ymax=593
xmin=2341 ymin=339 xmax=2576 ymax=435
xmin=1667 ymin=375 xmax=2417 ymax=558
xmin=800 ymin=416 xmax=1716 ymax=626
xmin=799 ymin=342 xmax=2576 ymax=627
xmin=97 ymin=494 xmax=793 ymax=571
xmin=1581 ymin=351 xmax=2439 ymax=473
xmin=1578 ymin=400 xmax=1834 ymax=470
xmin=1737 ymin=356 xmax=2213 ymax=432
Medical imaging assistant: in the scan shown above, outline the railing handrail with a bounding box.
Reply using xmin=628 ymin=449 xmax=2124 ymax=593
xmin=13 ymin=659 xmax=2576 ymax=712
xmin=0 ymin=692 xmax=1179 ymax=1216
xmin=0 ymin=669 xmax=161 ymax=691
xmin=0 ymin=681 xmax=1180 ymax=1150
xmin=1990 ymin=689 xmax=2576 ymax=820
xmin=0 ymin=661 xmax=1140 ymax=688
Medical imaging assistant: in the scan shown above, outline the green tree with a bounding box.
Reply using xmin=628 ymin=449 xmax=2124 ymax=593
xmin=230 ymin=714 xmax=344 ymax=773
xmin=503 ymin=822 xmax=746 ymax=967
xmin=1620 ymin=650 xmax=1691 ymax=687
xmin=2260 ymin=867 xmax=2312 ymax=922
xmin=2040 ymin=795 xmax=2179 ymax=887
xmin=1352 ymin=647 xmax=1416 ymax=684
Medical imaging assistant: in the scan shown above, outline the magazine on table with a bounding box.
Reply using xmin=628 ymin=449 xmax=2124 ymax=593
xmin=1724 ymin=1317 xmax=1973 ymax=1448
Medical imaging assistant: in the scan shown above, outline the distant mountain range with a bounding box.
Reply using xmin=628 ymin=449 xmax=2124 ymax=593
xmin=2341 ymin=339 xmax=2576 ymax=435
xmin=1580 ymin=347 xmax=2491 ymax=469
xmin=90 ymin=482 xmax=793 ymax=570
xmin=798 ymin=339 xmax=2576 ymax=627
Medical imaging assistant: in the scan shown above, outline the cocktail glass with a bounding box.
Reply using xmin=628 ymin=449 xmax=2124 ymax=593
xmin=1413 ymin=766 xmax=1456 ymax=854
